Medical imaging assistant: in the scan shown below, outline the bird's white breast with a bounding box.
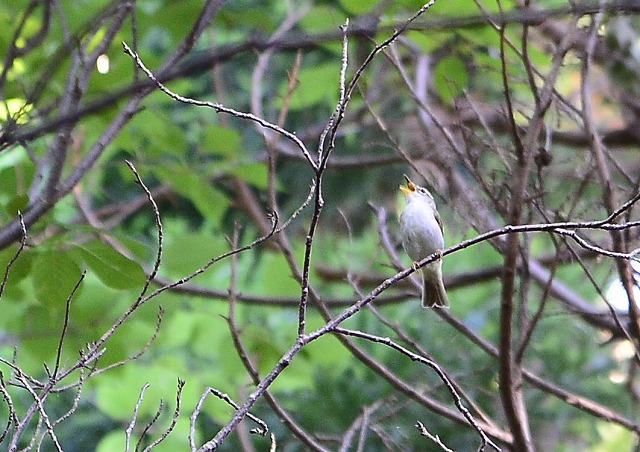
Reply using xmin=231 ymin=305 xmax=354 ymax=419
xmin=400 ymin=199 xmax=444 ymax=261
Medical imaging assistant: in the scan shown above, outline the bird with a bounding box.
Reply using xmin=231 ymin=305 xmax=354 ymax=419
xmin=399 ymin=175 xmax=449 ymax=308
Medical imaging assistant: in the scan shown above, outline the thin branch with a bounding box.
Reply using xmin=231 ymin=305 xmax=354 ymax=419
xmin=52 ymin=271 xmax=86 ymax=378
xmin=125 ymin=383 xmax=150 ymax=452
xmin=143 ymin=379 xmax=185 ymax=451
xmin=225 ymin=226 xmax=330 ymax=451
xmin=125 ymin=160 xmax=163 ymax=302
xmin=0 ymin=212 xmax=27 ymax=298
xmin=334 ymin=327 xmax=501 ymax=452
xmin=415 ymin=421 xmax=455 ymax=452
xmin=121 ymin=42 xmax=316 ymax=171
xmin=136 ymin=399 xmax=164 ymax=451
xmin=192 ymin=387 xmax=268 ymax=450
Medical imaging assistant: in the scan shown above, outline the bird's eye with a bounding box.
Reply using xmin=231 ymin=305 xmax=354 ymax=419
xmin=418 ymin=187 xmax=432 ymax=198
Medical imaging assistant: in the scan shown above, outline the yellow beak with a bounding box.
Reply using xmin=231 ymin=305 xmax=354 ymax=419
xmin=399 ymin=174 xmax=416 ymax=195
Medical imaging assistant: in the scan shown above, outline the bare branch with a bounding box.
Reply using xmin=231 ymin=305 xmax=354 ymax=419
xmin=125 ymin=383 xmax=150 ymax=452
xmin=121 ymin=42 xmax=316 ymax=171
xmin=0 ymin=212 xmax=27 ymax=298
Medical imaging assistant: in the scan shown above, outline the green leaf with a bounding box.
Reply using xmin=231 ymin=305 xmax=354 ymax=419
xmin=434 ymin=55 xmax=468 ymax=103
xmin=97 ymin=431 xmax=132 ymax=452
xmin=285 ymin=63 xmax=340 ymax=110
xmin=148 ymin=0 xmax=212 ymax=41
xmin=230 ymin=162 xmax=270 ymax=189
xmin=201 ymin=124 xmax=241 ymax=157
xmin=406 ymin=30 xmax=447 ymax=53
xmin=71 ymin=241 xmax=146 ymax=290
xmin=121 ymin=109 xmax=188 ymax=158
xmin=4 ymin=194 xmax=29 ymax=215
xmin=340 ymin=0 xmax=376 ymax=15
xmin=0 ymin=245 xmax=33 ymax=286
xmin=161 ymin=222 xmax=226 ymax=275
xmin=251 ymin=251 xmax=301 ymax=297
xmin=154 ymin=165 xmax=229 ymax=223
xmin=299 ymin=6 xmax=346 ymax=33
xmin=587 ymin=422 xmax=634 ymax=451
xmin=20 ymin=306 xmax=63 ymax=363
xmin=32 ymin=250 xmax=83 ymax=307
xmin=431 ymin=0 xmax=496 ymax=15
xmin=0 ymin=154 xmax=34 ymax=214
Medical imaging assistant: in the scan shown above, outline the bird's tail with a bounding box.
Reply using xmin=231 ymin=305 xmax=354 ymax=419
xmin=421 ymin=270 xmax=449 ymax=309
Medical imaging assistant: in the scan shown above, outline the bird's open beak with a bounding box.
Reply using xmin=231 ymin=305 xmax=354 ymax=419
xmin=399 ymin=174 xmax=416 ymax=195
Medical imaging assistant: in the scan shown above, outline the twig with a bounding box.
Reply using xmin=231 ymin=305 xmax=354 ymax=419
xmin=191 ymin=387 xmax=268 ymax=450
xmin=334 ymin=327 xmax=501 ymax=451
xmin=121 ymin=42 xmax=316 ymax=171
xmin=52 ymin=271 xmax=86 ymax=378
xmin=125 ymin=160 xmax=163 ymax=302
xmin=125 ymin=382 xmax=150 ymax=452
xmin=137 ymin=399 xmax=164 ymax=450
xmin=141 ymin=379 xmax=184 ymax=451
xmin=415 ymin=421 xmax=455 ymax=452
xmin=0 ymin=212 xmax=27 ymax=298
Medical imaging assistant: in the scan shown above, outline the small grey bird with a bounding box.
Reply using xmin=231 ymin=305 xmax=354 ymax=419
xmin=399 ymin=175 xmax=449 ymax=308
